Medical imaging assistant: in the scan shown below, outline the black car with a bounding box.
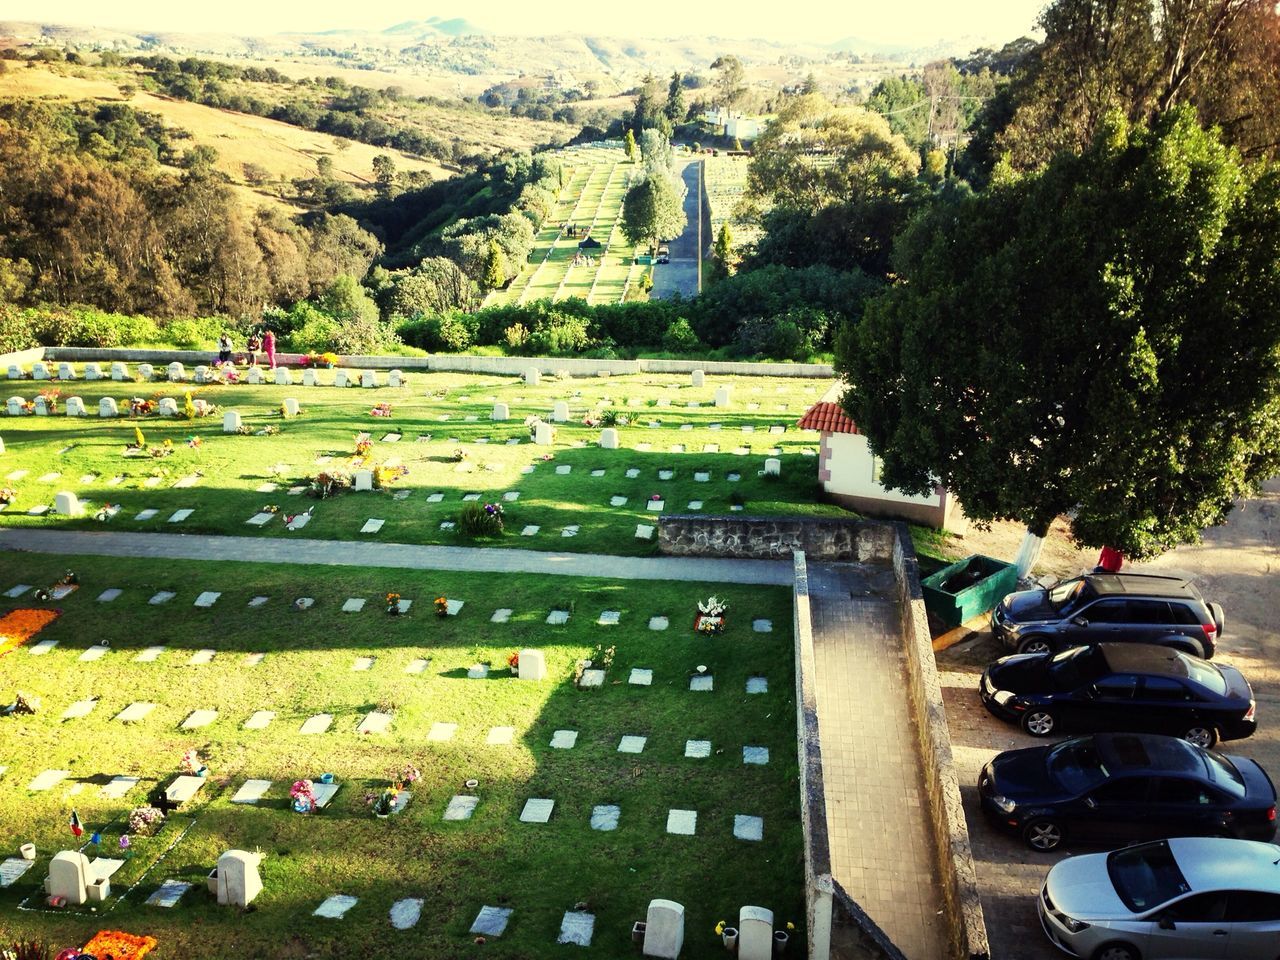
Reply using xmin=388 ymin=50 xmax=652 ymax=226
xmin=978 ymin=733 xmax=1277 ymax=851
xmin=979 ymin=643 xmax=1256 ymax=748
xmin=990 ymin=571 xmax=1224 ymax=658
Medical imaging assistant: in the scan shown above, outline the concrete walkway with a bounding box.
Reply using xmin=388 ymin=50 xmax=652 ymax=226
xmin=0 ymin=529 xmax=792 ymax=585
xmin=808 ymin=562 xmax=948 ymax=960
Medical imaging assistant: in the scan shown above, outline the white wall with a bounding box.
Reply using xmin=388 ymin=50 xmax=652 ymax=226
xmin=824 ymin=432 xmax=942 ymax=507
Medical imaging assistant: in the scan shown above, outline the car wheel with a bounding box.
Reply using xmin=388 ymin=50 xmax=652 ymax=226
xmin=1023 ymin=818 xmax=1064 ymax=851
xmin=1183 ymin=724 xmax=1218 ymax=749
xmin=1093 ymin=943 xmax=1140 ymax=960
xmin=1017 ymin=636 xmax=1055 ymax=655
xmin=1022 ymin=709 xmax=1057 ymax=737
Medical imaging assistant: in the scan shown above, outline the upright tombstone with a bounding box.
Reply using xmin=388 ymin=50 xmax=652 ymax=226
xmin=83 ymin=362 xmax=103 ymax=381
xmin=524 ymin=367 xmax=540 ymax=386
xmin=517 ymin=649 xmax=547 ymax=681
xmin=388 ymin=369 xmax=403 ymax=388
xmin=99 ymin=397 xmax=119 ymax=419
xmin=168 ymin=362 xmax=186 ymax=382
xmin=691 ymin=369 xmax=705 ymax=388
xmin=246 ymin=367 xmax=263 ymax=385
xmin=222 ymin=411 xmax=242 ymax=433
xmin=53 ymin=491 xmax=83 ymax=517
xmin=534 ymin=421 xmax=554 ymax=446
xmin=194 ymin=365 xmax=209 ymax=384
xmin=110 ymin=361 xmax=129 ymax=381
xmin=492 ymin=402 xmax=509 ymax=421
xmin=32 ymin=361 xmax=50 ymax=381
xmin=64 ymin=397 xmax=86 ymax=417
xmin=33 ymin=396 xmax=51 ymax=416
xmin=599 ymin=428 xmax=620 ymax=450
xmin=642 ymin=899 xmax=685 ymax=959
xmin=552 ymin=400 xmax=570 ymax=423
xmin=334 ymin=370 xmax=351 ymax=388
xmin=6 ymin=365 xmax=21 ymax=380
xmin=737 ymin=906 xmax=774 ymax=960
xmin=763 ymin=458 xmax=781 ymax=476
xmin=137 ymin=363 xmax=154 ymax=381
xmin=354 ymin=469 xmax=374 ymax=492
xmin=6 ymin=397 xmax=24 ymax=417
xmin=157 ymin=397 xmax=179 ymax=417
xmin=274 ymin=367 xmax=292 ymax=386
xmin=57 ymin=362 xmax=77 ymax=381
xmin=714 ymin=386 xmax=731 ymax=408
xmin=301 ymin=369 xmax=317 ymax=388
xmin=282 ymin=398 xmax=301 ymax=418
xmin=361 ymin=369 xmax=377 ymax=389
xmin=215 ymin=849 xmax=262 ymax=908
xmin=48 ymin=851 xmax=90 ymax=905
xmin=0 ymin=436 xmax=4 ymax=453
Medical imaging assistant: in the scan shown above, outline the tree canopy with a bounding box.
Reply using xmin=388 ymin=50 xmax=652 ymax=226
xmin=621 ymin=174 xmax=687 ymax=254
xmin=838 ymin=108 xmax=1280 ymax=558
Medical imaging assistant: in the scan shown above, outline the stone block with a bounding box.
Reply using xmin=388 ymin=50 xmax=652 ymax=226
xmin=216 ymin=849 xmax=262 ymax=907
xmin=361 ymin=369 xmax=376 ymax=388
xmin=110 ymin=362 xmax=129 ymax=381
xmin=31 ymin=361 xmax=49 ymax=380
xmin=64 ymin=396 xmax=86 ymax=417
xmin=354 ymin=469 xmax=373 ymax=491
xmin=282 ymin=398 xmax=300 ymax=417
xmin=274 ymin=367 xmax=292 ymax=386
xmin=137 ymin=363 xmax=153 ymax=381
xmin=518 ymin=648 xmax=546 ymax=680
xmin=167 ymin=362 xmax=185 ymax=382
xmin=599 ymin=427 xmax=619 ymax=449
xmin=157 ymin=397 xmax=179 ymax=417
xmin=524 ymin=367 xmax=540 ymax=385
xmin=492 ymin=402 xmax=509 ymax=421
xmin=57 ymin=362 xmax=76 ymax=380
xmin=302 ymin=369 xmax=317 ymax=387
xmin=222 ymin=410 xmax=241 ymax=432
xmin=6 ymin=397 xmax=23 ymax=416
xmin=643 ymin=899 xmax=685 ymax=959
xmin=334 ymin=370 xmax=350 ymax=388
xmin=738 ymin=906 xmax=774 ymax=960
xmin=552 ymin=400 xmax=570 ymax=422
xmin=534 ymin=421 xmax=553 ymax=445
xmin=714 ymin=386 xmax=731 ymax=408
xmin=764 ymin=458 xmax=781 ymax=476
xmin=388 ymin=369 xmax=404 ymax=388
xmin=246 ymin=366 xmax=263 ymax=384
xmin=691 ymin=369 xmax=705 ymax=387
xmin=53 ymin=491 xmax=82 ymax=517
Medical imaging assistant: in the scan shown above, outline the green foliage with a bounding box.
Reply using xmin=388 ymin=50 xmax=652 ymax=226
xmin=395 ymin=313 xmax=475 ymax=352
xmin=157 ymin=316 xmax=229 ymax=349
xmin=839 ymin=108 xmax=1280 ymax=558
xmin=623 ymin=128 xmax=637 ymax=163
xmin=528 ymin=315 xmax=592 ymax=355
xmin=661 ymin=318 xmax=703 ymax=353
xmin=621 ymin=173 xmax=687 ymax=253
xmin=458 ymin=501 xmax=504 ymax=537
xmin=483 ymin=238 xmax=506 ymax=290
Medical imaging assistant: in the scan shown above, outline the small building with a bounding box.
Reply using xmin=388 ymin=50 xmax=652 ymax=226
xmin=797 ymin=388 xmax=958 ymax=529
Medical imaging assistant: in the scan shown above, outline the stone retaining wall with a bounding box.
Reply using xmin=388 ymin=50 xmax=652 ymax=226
xmin=660 ymin=515 xmax=897 ymax=562
xmin=892 ymin=527 xmax=991 ymax=960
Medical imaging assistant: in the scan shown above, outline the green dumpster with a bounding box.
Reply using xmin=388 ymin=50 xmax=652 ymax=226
xmin=921 ymin=554 xmax=1018 ymax=629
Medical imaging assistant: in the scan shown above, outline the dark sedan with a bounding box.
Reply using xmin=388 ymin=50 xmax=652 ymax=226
xmin=978 ymin=733 xmax=1277 ymax=851
xmin=979 ymin=642 xmax=1256 ymax=748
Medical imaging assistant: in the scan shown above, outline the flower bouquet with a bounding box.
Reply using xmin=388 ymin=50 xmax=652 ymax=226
xmin=387 ymin=592 xmax=403 ymax=615
xmin=290 ymin=779 xmax=317 ymax=814
xmin=694 ymin=596 xmax=728 ymax=635
xmin=181 ymin=748 xmax=208 ymax=777
xmin=127 ymin=805 xmax=165 ymax=837
xmin=434 ymin=596 xmax=449 ymax=618
xmin=370 ymin=402 xmax=393 ymax=418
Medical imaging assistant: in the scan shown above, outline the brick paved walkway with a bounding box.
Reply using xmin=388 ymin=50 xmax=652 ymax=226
xmin=808 ymin=563 xmax=948 ymax=960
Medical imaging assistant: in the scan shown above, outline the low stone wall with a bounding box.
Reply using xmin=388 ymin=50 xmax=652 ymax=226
xmin=892 ymin=527 xmax=991 ymax=960
xmin=659 ymin=515 xmax=897 ymax=563
xmin=0 ymin=347 xmax=48 ymax=370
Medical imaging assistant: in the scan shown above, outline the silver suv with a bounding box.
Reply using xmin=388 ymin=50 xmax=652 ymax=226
xmin=992 ymin=572 xmax=1225 ymax=659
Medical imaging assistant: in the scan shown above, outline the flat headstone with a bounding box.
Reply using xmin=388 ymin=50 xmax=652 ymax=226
xmin=555 ymin=464 xmax=571 ymax=475
xmin=97 ymin=588 xmax=122 ymax=602
xmin=314 ymin=894 xmax=359 ymax=919
xmin=244 ymin=711 xmax=275 ymax=730
xmin=25 ymin=505 xmax=47 ymax=516
xmin=381 ymin=433 xmax=401 ymax=443
xmin=646 ymin=499 xmax=665 ymax=512
xmin=629 ymin=668 xmax=653 ymax=686
xmin=243 ymin=653 xmax=265 ymax=666
xmin=4 ymin=471 xmax=27 ymax=482
xmin=181 ymin=709 xmax=217 ymax=729
xmin=695 ymin=470 xmax=711 ymax=481
xmin=578 ymin=666 xmax=606 ymax=688
xmin=100 ymin=776 xmax=140 ymax=799
xmin=0 ymin=858 xmax=34 ymax=888
xmin=79 ymin=645 xmax=109 ymax=662
xmin=390 ymin=898 xmax=424 ymax=930
xmin=62 ymin=699 xmax=98 ymax=720
xmin=115 ymin=702 xmax=155 ymax=722
xmin=666 ymin=809 xmax=697 ymax=836
xmin=658 ymin=469 xmax=674 ymax=480
xmin=426 ymin=492 xmax=444 ymax=503
xmin=461 ymin=492 xmax=480 ymax=501
xmin=686 ymin=501 xmax=704 ymax=511
xmin=625 ymin=468 xmax=640 ymax=478
xmin=79 ymin=474 xmax=97 ymax=484
xmin=439 ymin=521 xmax=456 ymax=530
xmin=550 ymin=729 xmax=578 ymax=749
xmin=546 ymin=610 xmax=570 ymax=625
xmin=690 ymin=675 xmax=714 ymax=692
xmin=746 ymin=677 xmax=768 ymax=695
xmin=188 ymin=648 xmax=215 ymax=665
xmin=467 ymin=663 xmax=489 ymax=679
xmin=28 ymin=639 xmax=58 ymax=655
xmin=486 ymin=725 xmax=515 ymax=745
xmin=352 ymin=656 xmax=375 ymax=671
xmin=173 ymin=474 xmax=199 ymax=489
xmin=590 ymin=468 xmax=606 ymax=477
xmin=255 ymin=482 xmax=278 ymax=493
xmin=635 ymin=524 xmax=654 ymax=539
xmin=404 ymin=659 xmax=429 ymax=674
xmin=28 ymin=769 xmax=69 ymax=791
xmin=248 ymin=596 xmax=269 ymax=607
xmin=609 ymin=496 xmax=627 ymax=507
xmin=3 ymin=584 xmax=31 ymax=598
xmin=520 ymin=798 xmax=555 ymax=823
xmin=357 ymin=711 xmax=391 ymax=734
xmin=734 ymin=814 xmax=764 ymax=842
xmin=286 ymin=512 xmax=311 ymax=530
xmin=134 ymin=645 xmax=165 ymax=662
xmin=558 ymin=910 xmax=596 ymax=947
xmin=38 ymin=472 xmax=61 ymax=483
xmin=342 ymin=598 xmax=366 ymax=613
xmin=135 ymin=509 xmax=159 ymax=521
xmin=294 ymin=597 xmax=314 ymax=610
xmin=685 ymin=740 xmax=712 ymax=758
xmin=617 ymin=735 xmax=647 ymax=754
xmin=490 ymin=608 xmax=512 ymax=623
xmin=427 ymin=722 xmax=457 ymax=742
xmin=470 ymin=905 xmax=513 ymax=937
xmin=502 ymin=490 xmax=519 ymax=502
xmin=146 ymin=878 xmax=191 ymax=908
xmin=246 ymin=512 xmax=274 ymax=526
xmin=299 ymin=713 xmax=332 ymax=735
xmin=597 ymin=610 xmax=620 ymax=625
xmin=49 ymin=583 xmax=76 ymax=600
xmin=231 ymin=779 xmax=272 ymax=804
xmin=743 ymin=746 xmax=770 ymax=765
xmin=312 ymin=782 xmax=340 ymax=808
xmin=164 ymin=775 xmax=204 ymax=805
xmin=753 ymin=619 xmax=774 ymax=632
xmin=520 ymin=524 xmax=540 ymax=536
xmin=193 ymin=591 xmax=220 ymax=608
xmin=167 ymin=509 xmax=193 ymax=523
xmin=443 ymin=795 xmax=479 ymax=821
xmin=590 ymin=804 xmax=620 ymax=831
xmin=560 ymin=525 xmax=579 ymax=537
xmin=360 ymin=519 xmax=384 ymax=534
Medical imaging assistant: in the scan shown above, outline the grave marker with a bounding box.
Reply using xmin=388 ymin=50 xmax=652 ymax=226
xmin=520 ymin=798 xmax=555 ymax=823
xmin=558 ymin=911 xmax=595 ymax=947
xmin=443 ymin=795 xmax=479 ymax=821
xmin=299 ymin=713 xmax=332 ymax=734
xmin=643 ymin=899 xmax=686 ymax=959
xmin=231 ymin=780 xmax=272 ymax=804
xmin=550 ymin=729 xmax=578 ymax=749
xmin=314 ymin=894 xmax=359 ymax=919
xmin=665 ymin=809 xmax=697 ymax=835
xmin=738 ymin=905 xmax=774 ymax=958
xmin=470 ymin=905 xmax=513 ymax=937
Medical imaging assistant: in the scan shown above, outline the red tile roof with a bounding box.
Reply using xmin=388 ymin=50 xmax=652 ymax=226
xmin=796 ymin=401 xmax=859 ymax=435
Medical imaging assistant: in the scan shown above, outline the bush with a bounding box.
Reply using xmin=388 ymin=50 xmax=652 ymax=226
xmin=737 ymin=315 xmax=810 ymax=360
xmin=157 ymin=316 xmax=227 ymax=349
xmin=528 ymin=316 xmax=592 ymax=355
xmin=286 ymin=315 xmax=342 ymax=354
xmin=458 ymin=501 xmax=505 ymax=537
xmin=395 ymin=313 xmax=472 ymax=352
xmin=503 ymin=322 xmax=529 ymax=350
xmin=661 ymin=318 xmax=703 ymax=353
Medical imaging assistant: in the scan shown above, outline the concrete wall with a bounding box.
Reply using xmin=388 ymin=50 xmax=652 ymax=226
xmin=892 ymin=527 xmax=991 ymax=960
xmin=659 ymin=515 xmax=897 ymax=562
xmin=0 ymin=347 xmax=48 ymax=370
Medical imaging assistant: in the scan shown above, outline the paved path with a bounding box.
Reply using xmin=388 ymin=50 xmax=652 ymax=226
xmin=0 ymin=529 xmax=791 ymax=585
xmin=809 ymin=563 xmax=948 ymax=960
xmin=651 ymin=159 xmax=704 ymax=300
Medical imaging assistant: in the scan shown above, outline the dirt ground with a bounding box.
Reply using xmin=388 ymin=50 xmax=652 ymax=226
xmin=936 ymin=478 xmax=1280 ymax=960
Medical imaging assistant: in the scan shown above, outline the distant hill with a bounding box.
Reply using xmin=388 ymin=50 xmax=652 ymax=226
xmin=382 ymin=17 xmax=483 ymax=38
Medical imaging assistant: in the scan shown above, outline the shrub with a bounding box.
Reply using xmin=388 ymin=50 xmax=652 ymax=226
xmin=286 ymin=315 xmax=342 ymax=354
xmin=661 ymin=318 xmax=702 ymax=353
xmin=528 ymin=316 xmax=592 ymax=355
xmin=395 ymin=313 xmax=472 ymax=352
xmin=503 ymin=322 xmax=529 ymax=350
xmin=158 ymin=316 xmax=226 ymax=349
xmin=458 ymin=501 xmax=505 ymax=537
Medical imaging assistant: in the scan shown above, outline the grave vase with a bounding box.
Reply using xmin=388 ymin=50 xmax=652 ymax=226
xmin=723 ymin=928 xmax=739 ymax=952
xmin=772 ymin=931 xmax=789 ymax=957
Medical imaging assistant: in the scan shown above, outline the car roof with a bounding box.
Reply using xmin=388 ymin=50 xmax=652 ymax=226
xmin=1095 ymin=734 xmax=1206 ymax=776
xmin=1169 ymin=838 xmax=1280 ymax=893
xmin=1097 ymin=643 xmax=1202 ymax=678
xmin=1086 ymin=573 xmax=1201 ymax=600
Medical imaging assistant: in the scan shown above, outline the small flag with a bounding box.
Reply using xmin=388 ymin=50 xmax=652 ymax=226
xmin=69 ymin=809 xmax=83 ymax=838
xmin=89 ymin=832 xmax=101 ymax=845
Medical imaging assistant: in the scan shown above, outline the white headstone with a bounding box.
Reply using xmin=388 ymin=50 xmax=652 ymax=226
xmin=354 ymin=469 xmax=373 ymax=492
xmin=110 ymin=361 xmax=129 ymax=381
xmin=552 ymin=400 xmax=570 ymax=422
xmin=246 ymin=366 xmax=263 ymax=385
xmin=361 ymin=370 xmax=376 ymax=388
xmin=334 ymin=370 xmax=350 ymax=388
xmin=643 ymin=899 xmax=685 ymax=959
xmin=31 ymin=361 xmax=49 ymax=381
xmin=137 ymin=363 xmax=153 ymax=381
xmin=715 ymin=386 xmax=731 ymax=408
xmin=738 ymin=906 xmax=775 ymax=960
xmin=388 ymin=369 xmax=403 ymax=388
xmin=599 ymin=428 xmax=619 ymax=450
xmin=157 ymin=397 xmax=178 ymax=417
xmin=48 ymin=851 xmax=90 ymax=905
xmin=764 ymin=458 xmax=781 ymax=476
xmin=194 ymin=365 xmax=209 ymax=384
xmin=269 ymin=367 xmax=289 ymax=386
xmin=492 ymin=402 xmax=509 ymax=421
xmin=64 ymin=396 xmax=86 ymax=417
xmin=0 ymin=435 xmax=4 ymax=453
xmin=534 ymin=421 xmax=553 ymax=446
xmin=302 ymin=369 xmax=317 ymax=387
xmin=167 ymin=362 xmax=186 ymax=382
xmin=6 ymin=365 xmax=20 ymax=380
xmin=33 ymin=396 xmax=50 ymax=416
xmin=282 ymin=398 xmax=300 ymax=417
xmin=83 ymin=362 xmax=103 ymax=381
xmin=216 ymin=850 xmax=262 ymax=907
xmin=524 ymin=367 xmax=540 ymax=386
xmin=691 ymin=369 xmax=705 ymax=387
xmin=518 ymin=649 xmax=547 ymax=681
xmin=53 ymin=491 xmax=82 ymax=516
xmin=221 ymin=410 xmax=242 ymax=434
xmin=6 ymin=397 xmax=23 ymax=416
xmin=96 ymin=397 xmax=117 ymax=418
xmin=57 ymin=362 xmax=76 ymax=380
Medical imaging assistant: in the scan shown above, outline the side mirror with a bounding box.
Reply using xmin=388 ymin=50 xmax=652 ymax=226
xmin=1072 ymin=616 xmax=1089 ymax=627
xmin=1158 ymin=917 xmax=1176 ymax=931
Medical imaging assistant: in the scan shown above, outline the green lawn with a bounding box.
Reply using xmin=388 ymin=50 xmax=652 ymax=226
xmin=0 ymin=370 xmax=843 ymax=554
xmin=0 ymin=552 xmax=803 ymax=958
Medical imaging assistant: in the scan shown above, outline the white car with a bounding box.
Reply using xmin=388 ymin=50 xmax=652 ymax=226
xmin=1039 ymin=837 xmax=1280 ymax=959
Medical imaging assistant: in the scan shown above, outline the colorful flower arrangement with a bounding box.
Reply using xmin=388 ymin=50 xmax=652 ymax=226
xmin=126 ymin=805 xmax=165 ymax=837
xmin=695 ymin=596 xmax=728 ymax=634
xmin=374 ymin=464 xmax=409 ymax=488
xmin=355 ymin=437 xmax=372 ymax=457
xmin=451 ymin=448 xmax=467 ymax=462
xmin=300 ymin=352 xmax=340 ymax=368
xmin=290 ymin=779 xmax=317 ymax=813
xmin=507 ymin=650 xmax=520 ymax=671
xmin=434 ymin=596 xmax=449 ymax=617
xmin=366 ymin=784 xmax=402 ymax=817
xmin=129 ymin=397 xmax=155 ymax=417
xmin=280 ymin=401 xmax=303 ymax=419
xmin=386 ymin=592 xmax=403 ymax=615
xmin=81 ymin=930 xmax=158 ymax=960
xmin=180 ymin=749 xmax=207 ymax=776
xmin=581 ymin=414 xmax=601 ymax=428
xmin=370 ymin=402 xmax=393 ymax=417
xmin=94 ymin=502 xmax=118 ymax=521
xmin=187 ymin=436 xmax=202 ymax=450
xmin=0 ymin=608 xmax=60 ymax=657
xmin=0 ymin=486 xmax=16 ymax=504
xmin=310 ymin=471 xmax=352 ymax=499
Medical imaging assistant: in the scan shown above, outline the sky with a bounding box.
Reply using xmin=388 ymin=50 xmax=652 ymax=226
xmin=18 ymin=0 xmax=1046 ymax=48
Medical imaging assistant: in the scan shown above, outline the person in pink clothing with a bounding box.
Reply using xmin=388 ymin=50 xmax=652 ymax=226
xmin=263 ymin=329 xmax=277 ymax=369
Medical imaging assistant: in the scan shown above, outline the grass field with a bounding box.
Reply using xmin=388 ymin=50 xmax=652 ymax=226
xmin=0 ymin=368 xmax=839 ymax=555
xmin=488 ymin=145 xmax=646 ymax=307
xmin=704 ymin=155 xmax=763 ymax=254
xmin=0 ymin=552 xmax=802 ymax=958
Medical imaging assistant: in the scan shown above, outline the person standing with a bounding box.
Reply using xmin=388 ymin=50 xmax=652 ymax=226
xmin=246 ymin=330 xmax=262 ymax=367
xmin=263 ymin=329 xmax=277 ymax=370
xmin=217 ymin=332 xmax=233 ymax=365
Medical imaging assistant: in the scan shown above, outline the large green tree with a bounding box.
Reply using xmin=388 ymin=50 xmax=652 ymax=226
xmin=838 ymin=108 xmax=1280 ymax=558
xmin=621 ymin=173 xmax=687 ymax=255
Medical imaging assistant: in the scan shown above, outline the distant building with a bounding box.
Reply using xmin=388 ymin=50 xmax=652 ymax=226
xmin=797 ymin=387 xmax=958 ymax=529
xmin=701 ymin=107 xmax=768 ymax=142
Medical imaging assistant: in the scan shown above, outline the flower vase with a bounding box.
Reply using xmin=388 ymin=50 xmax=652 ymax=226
xmin=196 ymin=766 xmax=208 ymax=778
xmin=722 ymin=927 xmax=739 ymax=952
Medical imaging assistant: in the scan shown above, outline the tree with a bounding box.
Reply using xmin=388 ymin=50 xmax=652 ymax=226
xmin=711 ymin=222 xmax=734 ymax=278
xmin=665 ymin=72 xmax=687 ymax=123
xmin=372 ymin=153 xmax=399 ymax=198
xmin=631 ymin=74 xmax=665 ymax=132
xmin=640 ymin=128 xmax=674 ymax=177
xmin=386 ymin=258 xmax=478 ymax=316
xmin=484 ymin=238 xmax=506 ymax=290
xmin=315 ymin=154 xmax=334 ymax=181
xmin=621 ymin=174 xmax=687 ymax=254
xmin=838 ymin=109 xmax=1280 ymax=559
xmin=624 ymin=128 xmax=637 ymax=163
xmin=710 ymin=55 xmax=747 ymax=110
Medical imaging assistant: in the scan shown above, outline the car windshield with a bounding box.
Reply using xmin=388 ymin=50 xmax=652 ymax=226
xmin=1048 ymin=646 xmax=1107 ymax=690
xmin=1183 ymin=656 xmax=1228 ymax=696
xmin=1202 ymin=751 xmax=1246 ymax=798
xmin=1107 ymin=841 xmax=1191 ymax=913
xmin=1047 ymin=738 xmax=1110 ymax=794
xmin=1048 ymin=577 xmax=1091 ymax=613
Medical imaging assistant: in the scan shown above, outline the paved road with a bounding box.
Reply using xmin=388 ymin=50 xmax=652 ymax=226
xmin=651 ymin=159 xmax=705 ymax=301
xmin=0 ymin=528 xmax=792 ymax=585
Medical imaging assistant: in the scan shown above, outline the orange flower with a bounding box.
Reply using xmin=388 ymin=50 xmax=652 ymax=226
xmin=0 ymin=608 xmax=59 ymax=657
xmin=82 ymin=930 xmax=158 ymax=960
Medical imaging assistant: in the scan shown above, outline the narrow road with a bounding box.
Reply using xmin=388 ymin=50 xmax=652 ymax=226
xmin=651 ymin=158 xmax=706 ymax=300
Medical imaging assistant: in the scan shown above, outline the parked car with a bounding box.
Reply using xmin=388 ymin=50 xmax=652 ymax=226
xmin=1039 ymin=837 xmax=1280 ymax=959
xmin=979 ymin=733 xmax=1276 ymax=851
xmin=979 ymin=643 xmax=1256 ymax=748
xmin=991 ymin=571 xmax=1224 ymax=658
xmin=656 ymin=246 xmax=670 ymax=264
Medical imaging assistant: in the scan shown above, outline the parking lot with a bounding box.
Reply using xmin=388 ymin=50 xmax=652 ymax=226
xmin=936 ymin=478 xmax=1280 ymax=960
